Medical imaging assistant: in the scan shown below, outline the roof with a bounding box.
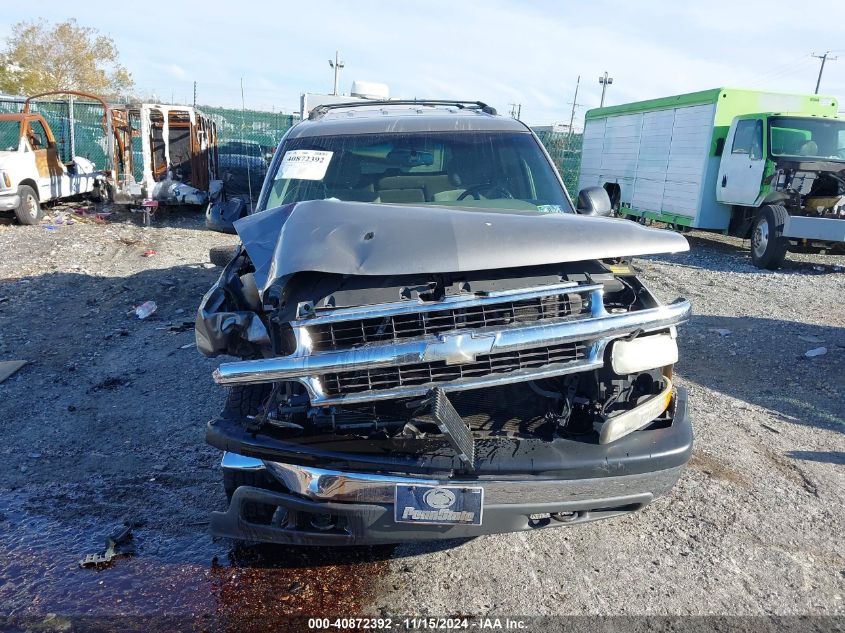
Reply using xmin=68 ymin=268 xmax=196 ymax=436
xmin=287 ymin=102 xmax=528 ymax=138
xmin=585 ymin=88 xmax=839 ymax=121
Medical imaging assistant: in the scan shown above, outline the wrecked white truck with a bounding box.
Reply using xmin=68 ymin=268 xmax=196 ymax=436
xmin=196 ymin=101 xmax=693 ymax=545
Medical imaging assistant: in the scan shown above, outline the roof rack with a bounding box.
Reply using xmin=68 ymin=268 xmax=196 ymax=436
xmin=308 ymin=99 xmax=497 ymax=120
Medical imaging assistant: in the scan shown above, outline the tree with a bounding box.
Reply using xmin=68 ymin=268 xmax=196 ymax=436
xmin=0 ymin=18 xmax=134 ymax=98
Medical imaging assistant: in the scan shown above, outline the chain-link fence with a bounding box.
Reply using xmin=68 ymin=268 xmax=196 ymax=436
xmin=0 ymin=96 xmax=111 ymax=166
xmin=532 ymin=127 xmax=583 ymax=195
xmin=0 ymin=95 xmax=583 ymax=200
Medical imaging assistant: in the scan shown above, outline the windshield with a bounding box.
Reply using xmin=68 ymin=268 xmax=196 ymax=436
xmin=0 ymin=120 xmax=21 ymax=151
xmin=261 ymin=130 xmax=572 ymax=213
xmin=769 ymin=116 xmax=845 ymax=161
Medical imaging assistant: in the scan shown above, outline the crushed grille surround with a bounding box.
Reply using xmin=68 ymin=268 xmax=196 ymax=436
xmin=213 ymin=282 xmax=691 ymax=406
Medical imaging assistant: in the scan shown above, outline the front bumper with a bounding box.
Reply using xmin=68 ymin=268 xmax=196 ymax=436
xmin=0 ymin=193 xmax=20 ymax=212
xmin=210 ymin=387 xmax=692 ymax=545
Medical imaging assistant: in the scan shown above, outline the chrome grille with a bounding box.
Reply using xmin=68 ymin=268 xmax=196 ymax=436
xmin=320 ymin=341 xmax=587 ymax=396
xmin=309 ymin=293 xmax=582 ymax=351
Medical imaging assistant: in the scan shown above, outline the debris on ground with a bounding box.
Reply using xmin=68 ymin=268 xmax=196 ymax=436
xmin=805 ymin=347 xmax=828 ymax=358
xmin=798 ymin=335 xmax=824 ymax=344
xmin=79 ymin=524 xmax=137 ymax=569
xmin=142 ymin=250 xmax=157 ymax=257
xmin=165 ymin=321 xmax=194 ymax=333
xmin=709 ymin=328 xmax=732 ymax=337
xmin=0 ymin=360 xmax=27 ymax=384
xmin=133 ymin=301 xmax=157 ymax=319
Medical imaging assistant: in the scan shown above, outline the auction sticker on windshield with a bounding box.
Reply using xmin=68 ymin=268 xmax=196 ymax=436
xmin=277 ymin=150 xmax=333 ymax=180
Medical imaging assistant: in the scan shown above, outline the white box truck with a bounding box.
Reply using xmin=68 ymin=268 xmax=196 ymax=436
xmin=577 ymin=88 xmax=844 ymax=268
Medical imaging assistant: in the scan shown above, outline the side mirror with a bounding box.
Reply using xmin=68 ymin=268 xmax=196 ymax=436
xmin=576 ymin=186 xmax=613 ymax=216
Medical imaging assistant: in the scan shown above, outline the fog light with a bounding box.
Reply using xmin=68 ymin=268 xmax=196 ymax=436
xmin=271 ymin=507 xmax=289 ymax=527
xmin=309 ymin=514 xmax=336 ymax=531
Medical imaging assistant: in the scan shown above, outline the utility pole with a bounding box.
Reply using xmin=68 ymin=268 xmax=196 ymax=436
xmin=599 ymin=72 xmax=613 ymax=107
xmin=567 ymin=75 xmax=581 ymax=143
xmin=193 ymin=81 xmax=197 ymax=108
xmin=812 ymin=51 xmax=838 ymax=94
xmin=328 ymin=51 xmax=345 ymax=96
xmin=508 ymin=103 xmax=522 ymax=119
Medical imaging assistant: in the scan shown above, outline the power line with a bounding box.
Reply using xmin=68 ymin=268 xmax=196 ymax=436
xmin=567 ymin=75 xmax=581 ymax=144
xmin=748 ymin=54 xmax=812 ymax=86
xmin=812 ymin=51 xmax=838 ymax=94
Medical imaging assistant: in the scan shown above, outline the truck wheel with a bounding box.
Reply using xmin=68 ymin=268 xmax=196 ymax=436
xmin=222 ymin=383 xmax=272 ymax=418
xmin=209 ymin=244 xmax=238 ymax=267
xmin=750 ymin=205 xmax=789 ymax=270
xmin=223 ymin=468 xmax=278 ymax=524
xmin=14 ymin=185 xmax=41 ymax=225
xmin=93 ymin=182 xmax=113 ymax=205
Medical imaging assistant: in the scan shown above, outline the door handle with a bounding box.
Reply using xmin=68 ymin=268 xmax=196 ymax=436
xmin=721 ymin=175 xmax=727 ymax=187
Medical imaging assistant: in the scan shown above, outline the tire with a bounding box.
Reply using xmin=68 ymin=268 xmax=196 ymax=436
xmin=92 ymin=182 xmax=113 ymax=205
xmin=223 ymin=468 xmax=274 ymax=502
xmin=222 ymin=384 xmax=277 ymax=524
xmin=222 ymin=383 xmax=272 ymax=419
xmin=14 ymin=185 xmax=41 ymax=225
xmin=750 ymin=205 xmax=789 ymax=270
xmin=209 ymin=244 xmax=238 ymax=267
xmin=223 ymin=467 xmax=278 ymax=524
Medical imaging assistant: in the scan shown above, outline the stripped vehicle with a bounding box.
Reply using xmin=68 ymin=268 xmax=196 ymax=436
xmin=110 ymin=103 xmax=220 ymax=206
xmin=0 ymin=91 xmax=105 ymax=224
xmin=196 ymin=100 xmax=693 ymax=545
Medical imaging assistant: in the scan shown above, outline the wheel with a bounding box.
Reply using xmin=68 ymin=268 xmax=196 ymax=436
xmin=222 ymin=384 xmax=277 ymax=524
xmin=209 ymin=244 xmax=238 ymax=267
xmin=223 ymin=468 xmax=274 ymax=502
xmin=222 ymin=383 xmax=272 ymax=419
xmin=14 ymin=185 xmax=41 ymax=225
xmin=223 ymin=467 xmax=278 ymax=524
xmin=92 ymin=182 xmax=113 ymax=205
xmin=750 ymin=205 xmax=789 ymax=270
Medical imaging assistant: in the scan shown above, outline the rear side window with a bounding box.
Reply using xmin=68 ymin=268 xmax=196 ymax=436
xmin=732 ymin=119 xmax=763 ymax=160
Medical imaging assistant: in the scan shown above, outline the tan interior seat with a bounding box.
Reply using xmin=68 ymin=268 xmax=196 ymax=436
xmin=378 ymin=174 xmax=452 ymax=202
xmin=378 ymin=188 xmax=426 ymax=203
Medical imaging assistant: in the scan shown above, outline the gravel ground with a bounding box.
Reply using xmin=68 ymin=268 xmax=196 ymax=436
xmin=0 ymin=207 xmax=843 ymax=625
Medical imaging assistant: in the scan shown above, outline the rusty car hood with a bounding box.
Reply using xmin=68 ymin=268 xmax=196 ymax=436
xmin=234 ymin=200 xmax=690 ymax=294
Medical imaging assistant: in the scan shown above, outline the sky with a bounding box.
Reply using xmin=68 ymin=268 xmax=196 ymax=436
xmin=3 ymin=0 xmax=845 ymax=126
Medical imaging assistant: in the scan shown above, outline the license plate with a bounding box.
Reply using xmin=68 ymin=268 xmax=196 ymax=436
xmin=394 ymin=484 xmax=484 ymax=526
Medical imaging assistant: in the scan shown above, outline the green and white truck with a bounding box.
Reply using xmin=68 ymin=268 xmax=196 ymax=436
xmin=577 ymin=88 xmax=845 ymax=268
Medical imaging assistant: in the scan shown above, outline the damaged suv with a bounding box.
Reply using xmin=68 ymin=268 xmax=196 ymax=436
xmin=196 ymin=100 xmax=693 ymax=545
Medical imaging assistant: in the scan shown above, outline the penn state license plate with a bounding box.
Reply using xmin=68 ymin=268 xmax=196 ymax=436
xmin=394 ymin=484 xmax=484 ymax=526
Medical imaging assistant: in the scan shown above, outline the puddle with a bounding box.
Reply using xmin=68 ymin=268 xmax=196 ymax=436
xmin=0 ymin=490 xmax=391 ymax=629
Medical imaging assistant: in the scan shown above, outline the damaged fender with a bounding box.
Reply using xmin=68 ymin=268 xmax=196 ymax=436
xmin=195 ymin=252 xmax=270 ymax=357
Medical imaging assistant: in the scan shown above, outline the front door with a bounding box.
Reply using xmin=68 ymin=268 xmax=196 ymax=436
xmin=27 ymin=119 xmax=65 ymax=198
xmin=717 ymin=118 xmax=766 ymax=206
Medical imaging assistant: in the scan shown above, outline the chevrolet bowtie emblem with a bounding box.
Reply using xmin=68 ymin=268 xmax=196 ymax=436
xmin=422 ymin=332 xmax=496 ymax=365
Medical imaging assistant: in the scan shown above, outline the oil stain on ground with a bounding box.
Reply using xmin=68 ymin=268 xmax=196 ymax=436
xmin=0 ymin=490 xmax=391 ymax=632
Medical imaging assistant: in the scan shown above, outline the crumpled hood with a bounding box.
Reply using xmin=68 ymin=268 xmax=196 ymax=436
xmin=235 ymin=200 xmax=690 ymax=294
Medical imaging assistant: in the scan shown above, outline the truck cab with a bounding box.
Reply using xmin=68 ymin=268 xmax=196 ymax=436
xmin=579 ymin=88 xmax=843 ymax=270
xmin=717 ymin=112 xmax=845 ymax=267
xmin=0 ymin=111 xmax=99 ymax=224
